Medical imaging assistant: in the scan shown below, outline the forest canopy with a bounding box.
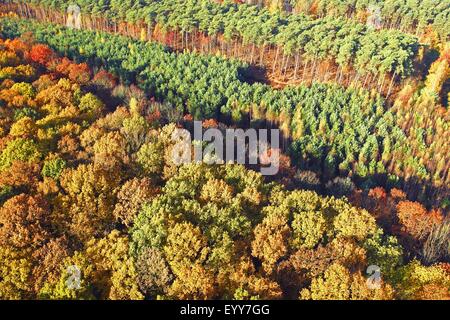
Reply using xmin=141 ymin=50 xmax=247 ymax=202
xmin=0 ymin=0 xmax=448 ymax=302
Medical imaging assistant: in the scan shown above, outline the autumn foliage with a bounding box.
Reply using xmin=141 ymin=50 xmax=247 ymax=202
xmin=0 ymin=35 xmax=448 ymax=301
xmin=29 ymin=44 xmax=53 ymax=66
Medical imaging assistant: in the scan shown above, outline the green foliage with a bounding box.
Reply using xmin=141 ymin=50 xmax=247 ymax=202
xmin=289 ymin=0 xmax=449 ymax=41
xmin=291 ymin=211 xmax=327 ymax=249
xmin=0 ymin=138 xmax=41 ymax=171
xmin=13 ymin=107 xmax=39 ymax=121
xmin=41 ymin=158 xmax=66 ymax=180
xmin=0 ymin=185 xmax=14 ymax=204
xmin=0 ymin=17 xmax=430 ymax=188
xmin=78 ymin=93 xmax=104 ymax=118
xmin=16 ymin=0 xmax=421 ymax=77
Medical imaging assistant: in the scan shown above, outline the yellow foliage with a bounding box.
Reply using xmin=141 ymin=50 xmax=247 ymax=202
xmin=292 ymin=210 xmax=327 ymax=249
xmin=85 ymin=230 xmax=144 ymax=300
xmin=251 ymin=212 xmax=290 ymax=274
xmin=395 ymin=260 xmax=450 ymax=300
xmin=300 ymin=263 xmax=394 ymax=300
xmin=164 ymin=222 xmax=209 ymax=274
xmin=9 ymin=116 xmax=37 ymax=137
xmin=425 ymin=56 xmax=449 ymax=96
xmin=0 ymin=246 xmax=32 ymax=300
xmin=200 ymin=178 xmax=234 ymax=204
xmin=333 ymin=207 xmax=377 ymax=240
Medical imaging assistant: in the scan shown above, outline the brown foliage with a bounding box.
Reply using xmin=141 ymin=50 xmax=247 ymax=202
xmin=135 ymin=247 xmax=173 ymax=296
xmin=31 ymin=237 xmax=70 ymax=293
xmin=113 ymin=177 xmax=159 ymax=227
xmin=0 ymin=194 xmax=51 ymax=249
xmin=251 ymin=213 xmax=290 ymax=275
xmin=0 ymin=161 xmax=40 ymax=192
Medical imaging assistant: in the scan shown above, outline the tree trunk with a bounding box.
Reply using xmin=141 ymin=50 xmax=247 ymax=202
xmin=273 ymin=46 xmax=280 ymax=72
xmin=379 ymin=73 xmax=387 ymax=93
xmin=250 ymin=43 xmax=255 ymax=64
xmin=302 ymin=59 xmax=309 ymax=82
xmin=259 ymin=45 xmax=266 ymax=65
xmin=293 ymin=52 xmax=300 ymax=79
xmin=386 ymin=71 xmax=397 ymax=99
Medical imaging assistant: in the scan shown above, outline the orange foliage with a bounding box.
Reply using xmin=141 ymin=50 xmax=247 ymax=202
xmin=54 ymin=57 xmax=72 ymax=74
xmin=390 ymin=188 xmax=407 ymax=200
xmin=183 ymin=114 xmax=193 ymax=122
xmin=29 ymin=44 xmax=54 ymax=65
xmin=67 ymin=62 xmax=91 ymax=84
xmin=54 ymin=58 xmax=91 ymax=84
xmin=397 ymin=201 xmax=443 ymax=241
xmin=202 ymin=118 xmax=219 ymax=128
xmin=5 ymin=38 xmax=29 ymax=55
xmin=415 ymin=283 xmax=450 ymax=300
xmin=0 ymin=161 xmax=40 ymax=192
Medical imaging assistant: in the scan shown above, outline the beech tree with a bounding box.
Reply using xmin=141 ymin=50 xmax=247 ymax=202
xmin=0 ymin=26 xmax=447 ymax=301
xmin=0 ymin=246 xmax=33 ymax=300
xmin=396 ymin=201 xmax=443 ymax=241
xmin=85 ymin=230 xmax=143 ymax=300
xmin=394 ymin=260 xmax=450 ymax=300
xmin=251 ymin=212 xmax=290 ymax=274
xmin=0 ymin=138 xmax=41 ymax=171
xmin=113 ymin=177 xmax=159 ymax=227
xmin=29 ymin=44 xmax=54 ymax=66
xmin=135 ymin=247 xmax=173 ymax=297
xmin=0 ymin=194 xmax=51 ymax=250
xmin=300 ymin=263 xmax=394 ymax=300
xmin=58 ymin=163 xmax=121 ymax=241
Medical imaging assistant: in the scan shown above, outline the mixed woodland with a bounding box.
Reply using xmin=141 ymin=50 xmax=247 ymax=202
xmin=0 ymin=0 xmax=448 ymax=300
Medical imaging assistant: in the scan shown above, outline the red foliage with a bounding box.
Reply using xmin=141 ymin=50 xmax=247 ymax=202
xmin=164 ymin=31 xmax=176 ymax=46
xmin=92 ymin=69 xmax=117 ymax=89
xmin=29 ymin=44 xmax=54 ymax=65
